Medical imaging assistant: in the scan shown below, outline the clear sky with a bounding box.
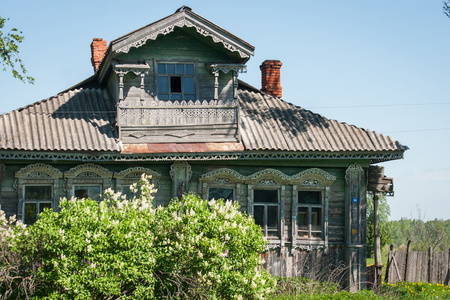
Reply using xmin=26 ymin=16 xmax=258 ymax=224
xmin=2 ymin=0 xmax=449 ymax=221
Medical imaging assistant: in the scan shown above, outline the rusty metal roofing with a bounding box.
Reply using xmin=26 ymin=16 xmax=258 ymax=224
xmin=0 ymin=83 xmax=406 ymax=155
xmin=0 ymin=88 xmax=120 ymax=152
xmin=238 ymin=87 xmax=406 ymax=153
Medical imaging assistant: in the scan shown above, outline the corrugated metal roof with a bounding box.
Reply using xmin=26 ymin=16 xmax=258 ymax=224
xmin=0 ymin=84 xmax=406 ymax=155
xmin=238 ymin=88 xmax=406 ymax=152
xmin=0 ymin=88 xmax=120 ymax=152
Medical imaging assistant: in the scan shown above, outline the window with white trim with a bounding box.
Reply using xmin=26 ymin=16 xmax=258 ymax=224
xmin=73 ymin=185 xmax=102 ymax=201
xmin=297 ymin=191 xmax=323 ymax=239
xmin=23 ymin=185 xmax=52 ymax=225
xmin=253 ymin=189 xmax=279 ymax=237
xmin=157 ymin=62 xmax=195 ymax=100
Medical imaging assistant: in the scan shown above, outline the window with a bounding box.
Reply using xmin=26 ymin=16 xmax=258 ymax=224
xmin=24 ymin=185 xmax=52 ymax=225
xmin=74 ymin=185 xmax=102 ymax=201
xmin=253 ymin=189 xmax=279 ymax=237
xmin=157 ymin=62 xmax=195 ymax=100
xmin=208 ymin=187 xmax=234 ymax=201
xmin=297 ymin=191 xmax=323 ymax=239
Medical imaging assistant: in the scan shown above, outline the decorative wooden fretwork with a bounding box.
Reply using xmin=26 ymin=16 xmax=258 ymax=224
xmin=114 ymin=167 xmax=161 ymax=189
xmin=64 ymin=164 xmax=113 ymax=199
xmin=15 ymin=163 xmax=63 ymax=222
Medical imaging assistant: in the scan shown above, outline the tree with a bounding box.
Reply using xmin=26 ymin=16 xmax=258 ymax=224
xmin=0 ymin=17 xmax=34 ymax=84
xmin=445 ymin=1 xmax=450 ymax=18
xmin=366 ymin=193 xmax=392 ymax=258
xmin=0 ymin=175 xmax=275 ymax=299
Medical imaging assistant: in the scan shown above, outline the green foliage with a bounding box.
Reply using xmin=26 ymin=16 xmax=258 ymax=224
xmin=0 ymin=175 xmax=274 ymax=299
xmin=0 ymin=16 xmax=34 ymax=83
xmin=382 ymin=281 xmax=450 ymax=299
xmin=444 ymin=1 xmax=450 ymax=18
xmin=388 ymin=216 xmax=450 ymax=252
xmin=366 ymin=194 xmax=392 ymax=258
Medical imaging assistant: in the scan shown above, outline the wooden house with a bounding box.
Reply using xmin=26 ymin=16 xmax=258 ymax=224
xmin=0 ymin=7 xmax=407 ymax=290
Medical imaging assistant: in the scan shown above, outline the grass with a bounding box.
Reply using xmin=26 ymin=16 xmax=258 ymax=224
xmin=270 ymin=277 xmax=450 ymax=299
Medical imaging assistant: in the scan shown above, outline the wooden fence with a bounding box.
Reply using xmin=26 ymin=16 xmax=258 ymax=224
xmin=385 ymin=242 xmax=450 ymax=285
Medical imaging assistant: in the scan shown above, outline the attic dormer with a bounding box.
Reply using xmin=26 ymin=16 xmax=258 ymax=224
xmin=91 ymin=7 xmax=254 ymax=144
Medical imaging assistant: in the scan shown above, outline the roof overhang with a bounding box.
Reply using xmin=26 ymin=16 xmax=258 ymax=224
xmin=97 ymin=7 xmax=255 ymax=83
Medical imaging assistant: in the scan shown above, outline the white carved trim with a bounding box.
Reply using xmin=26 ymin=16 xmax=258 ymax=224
xmin=244 ymin=168 xmax=336 ymax=186
xmin=65 ymin=163 xmax=112 ymax=179
xmin=114 ymin=167 xmax=161 ymax=179
xmin=15 ymin=163 xmax=63 ymax=179
xmin=199 ymin=168 xmax=245 ymax=183
xmin=115 ymin=18 xmax=251 ymax=59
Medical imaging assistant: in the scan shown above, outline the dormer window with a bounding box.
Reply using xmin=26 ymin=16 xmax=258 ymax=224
xmin=157 ymin=62 xmax=195 ymax=100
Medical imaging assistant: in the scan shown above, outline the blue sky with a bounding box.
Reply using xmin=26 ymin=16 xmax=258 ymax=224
xmin=2 ymin=0 xmax=449 ymax=220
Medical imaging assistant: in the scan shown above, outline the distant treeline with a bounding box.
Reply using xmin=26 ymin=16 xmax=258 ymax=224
xmin=388 ymin=218 xmax=450 ymax=252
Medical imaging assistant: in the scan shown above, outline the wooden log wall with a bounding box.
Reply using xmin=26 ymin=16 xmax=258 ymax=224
xmin=261 ymin=246 xmax=347 ymax=282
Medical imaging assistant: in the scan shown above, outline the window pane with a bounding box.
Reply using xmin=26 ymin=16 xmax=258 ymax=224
xmin=183 ymin=77 xmax=194 ymax=94
xmin=254 ymin=205 xmax=265 ymax=228
xmin=176 ymin=64 xmax=184 ymax=74
xmin=311 ymin=207 xmax=322 ymax=233
xmin=25 ymin=186 xmax=52 ymax=200
xmin=167 ymin=64 xmax=175 ymax=74
xmin=74 ymin=186 xmax=101 ymax=201
xmin=254 ymin=189 xmax=278 ymax=203
xmin=185 ymin=64 xmax=194 ymax=74
xmin=39 ymin=202 xmax=52 ymax=213
xmin=297 ymin=207 xmax=308 ymax=230
xmin=170 ymin=76 xmax=182 ymax=93
xmin=208 ymin=188 xmax=233 ymax=201
xmin=157 ymin=63 xmax=166 ymax=74
xmin=158 ymin=76 xmax=169 ymax=93
xmin=298 ymin=191 xmax=321 ymax=204
xmin=267 ymin=206 xmax=278 ymax=236
xmin=24 ymin=203 xmax=37 ymax=225
xmin=122 ymin=186 xmax=141 ymax=199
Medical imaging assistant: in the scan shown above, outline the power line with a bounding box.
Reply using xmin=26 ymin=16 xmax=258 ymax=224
xmin=308 ymin=102 xmax=450 ymax=109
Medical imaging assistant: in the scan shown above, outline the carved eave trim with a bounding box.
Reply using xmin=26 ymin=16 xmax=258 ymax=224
xmin=199 ymin=168 xmax=246 ymax=183
xmin=111 ymin=10 xmax=254 ymax=59
xmin=65 ymin=163 xmax=112 ymax=179
xmin=15 ymin=163 xmax=63 ymax=179
xmin=207 ymin=64 xmax=247 ymax=74
xmin=244 ymin=168 xmax=336 ymax=186
xmin=114 ymin=167 xmax=161 ymax=179
xmin=113 ymin=62 xmax=150 ymax=76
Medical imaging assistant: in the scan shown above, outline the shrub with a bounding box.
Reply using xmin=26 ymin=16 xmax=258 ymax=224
xmin=0 ymin=175 xmax=275 ymax=299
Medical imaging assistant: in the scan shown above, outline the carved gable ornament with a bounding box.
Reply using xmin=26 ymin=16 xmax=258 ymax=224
xmin=111 ymin=8 xmax=254 ymax=59
xmin=199 ymin=168 xmax=246 ymax=184
xmin=65 ymin=163 xmax=112 ymax=179
xmin=15 ymin=163 xmax=63 ymax=179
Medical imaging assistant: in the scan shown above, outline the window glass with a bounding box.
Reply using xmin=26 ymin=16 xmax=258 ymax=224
xmin=311 ymin=207 xmax=322 ymax=233
xmin=121 ymin=185 xmax=141 ymax=199
xmin=25 ymin=186 xmax=52 ymax=200
xmin=267 ymin=206 xmax=278 ymax=236
xmin=157 ymin=62 xmax=195 ymax=100
xmin=298 ymin=206 xmax=309 ymax=236
xmin=298 ymin=191 xmax=321 ymax=204
xmin=24 ymin=203 xmax=37 ymax=225
xmin=158 ymin=76 xmax=169 ymax=93
xmin=74 ymin=186 xmax=101 ymax=201
xmin=254 ymin=189 xmax=278 ymax=203
xmin=254 ymin=205 xmax=264 ymax=228
xmin=208 ymin=188 xmax=233 ymax=201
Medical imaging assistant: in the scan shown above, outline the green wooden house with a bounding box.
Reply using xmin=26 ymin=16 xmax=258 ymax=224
xmin=0 ymin=6 xmax=406 ymax=290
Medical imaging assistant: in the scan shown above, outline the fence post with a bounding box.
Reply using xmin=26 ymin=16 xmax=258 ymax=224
xmin=385 ymin=244 xmax=394 ymax=283
xmin=404 ymin=240 xmax=411 ymax=281
xmin=428 ymin=247 xmax=433 ymax=283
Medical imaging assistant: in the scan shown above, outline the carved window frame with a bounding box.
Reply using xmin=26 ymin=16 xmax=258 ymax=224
xmin=15 ymin=163 xmax=63 ymax=224
xmin=114 ymin=167 xmax=161 ymax=199
xmin=155 ymin=60 xmax=198 ymax=101
xmin=64 ymin=164 xmax=112 ymax=201
xmin=290 ymin=168 xmax=336 ymax=249
xmin=198 ymin=168 xmax=244 ymax=204
xmin=246 ymin=169 xmax=286 ymax=246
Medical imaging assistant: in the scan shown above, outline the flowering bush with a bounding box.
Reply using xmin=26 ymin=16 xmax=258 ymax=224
xmin=0 ymin=175 xmax=275 ymax=299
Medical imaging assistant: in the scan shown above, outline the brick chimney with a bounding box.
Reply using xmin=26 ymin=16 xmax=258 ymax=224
xmin=260 ymin=60 xmax=282 ymax=98
xmin=90 ymin=38 xmax=107 ymax=73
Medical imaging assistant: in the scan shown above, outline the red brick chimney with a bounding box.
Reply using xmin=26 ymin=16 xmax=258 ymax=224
xmin=260 ymin=60 xmax=282 ymax=98
xmin=90 ymin=38 xmax=107 ymax=73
